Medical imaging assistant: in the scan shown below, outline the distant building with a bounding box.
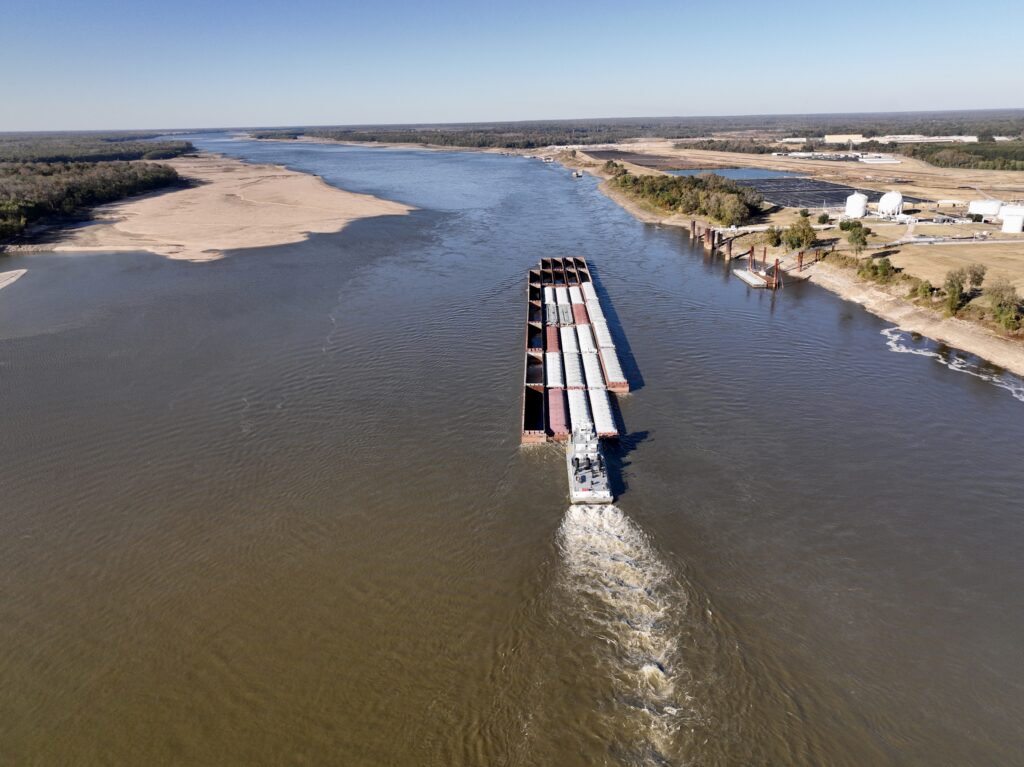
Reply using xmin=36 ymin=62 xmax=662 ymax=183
xmin=779 ymin=137 xmax=807 ymax=144
xmin=824 ymin=134 xmax=869 ymax=145
xmin=877 ymin=134 xmax=978 ymax=144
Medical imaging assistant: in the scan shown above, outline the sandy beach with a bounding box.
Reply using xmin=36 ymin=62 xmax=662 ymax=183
xmin=30 ymin=154 xmax=413 ymax=262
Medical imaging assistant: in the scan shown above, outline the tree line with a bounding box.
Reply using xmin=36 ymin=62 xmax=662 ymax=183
xmin=0 ymin=134 xmax=191 ymax=242
xmin=604 ymin=162 xmax=763 ymax=226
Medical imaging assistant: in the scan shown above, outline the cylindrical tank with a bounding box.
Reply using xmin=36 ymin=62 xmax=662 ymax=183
xmin=968 ymin=199 xmax=1004 ymax=217
xmin=877 ymin=191 xmax=904 ymax=216
xmin=845 ymin=192 xmax=868 ymax=218
xmin=1001 ymin=214 xmax=1024 ymax=234
xmin=996 ymin=204 xmax=1024 ymax=221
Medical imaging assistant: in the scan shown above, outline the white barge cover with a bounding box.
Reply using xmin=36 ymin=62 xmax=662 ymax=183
xmin=585 ymin=299 xmax=605 ymax=324
xmin=600 ymin=348 xmax=626 ymax=386
xmin=543 ymin=287 xmax=556 ymax=304
xmin=567 ymin=388 xmax=593 ymax=431
xmin=576 ymin=324 xmax=596 ymax=354
xmin=563 ymin=352 xmax=585 ymax=388
xmin=591 ymin=319 xmax=614 ymax=349
xmin=559 ymin=326 xmax=579 ymax=353
xmin=568 ymin=286 xmax=584 ymax=305
xmin=555 ymin=287 xmax=570 ymax=307
xmin=582 ymin=282 xmax=598 ymax=302
xmin=545 ymin=303 xmax=559 ymax=325
xmin=588 ymin=388 xmax=617 ymax=436
xmin=581 ymin=352 xmax=605 ymax=389
xmin=544 ymin=352 xmax=564 ymax=388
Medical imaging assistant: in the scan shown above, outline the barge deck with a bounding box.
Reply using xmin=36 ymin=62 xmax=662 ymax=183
xmin=520 ymin=257 xmax=629 ymax=445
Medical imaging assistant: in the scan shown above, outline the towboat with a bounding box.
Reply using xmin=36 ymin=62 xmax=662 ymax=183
xmin=566 ymin=424 xmax=613 ymax=504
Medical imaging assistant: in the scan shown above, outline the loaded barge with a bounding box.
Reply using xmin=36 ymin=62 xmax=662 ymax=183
xmin=520 ymin=257 xmax=629 ymax=501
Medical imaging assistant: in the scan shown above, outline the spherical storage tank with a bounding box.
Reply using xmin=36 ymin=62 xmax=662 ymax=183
xmin=877 ymin=191 xmax=904 ymax=216
xmin=845 ymin=192 xmax=868 ymax=218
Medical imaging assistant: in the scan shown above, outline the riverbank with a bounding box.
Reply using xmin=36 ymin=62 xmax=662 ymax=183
xmin=807 ymin=261 xmax=1024 ymax=377
xmin=6 ymin=154 xmax=413 ymax=262
xmin=568 ymin=149 xmax=1024 ymax=376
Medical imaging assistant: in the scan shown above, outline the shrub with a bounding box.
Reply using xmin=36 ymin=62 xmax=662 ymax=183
xmin=817 ymin=212 xmax=830 ymax=224
xmin=763 ymin=225 xmax=782 ymax=247
xmin=916 ymin=280 xmax=933 ymax=300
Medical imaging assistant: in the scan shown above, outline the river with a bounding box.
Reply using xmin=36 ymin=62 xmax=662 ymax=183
xmin=1 ymin=134 xmax=1022 ymax=766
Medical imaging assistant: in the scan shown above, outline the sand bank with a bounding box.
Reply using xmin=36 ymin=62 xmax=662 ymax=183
xmin=36 ymin=154 xmax=413 ymax=262
xmin=807 ymin=262 xmax=1024 ymax=377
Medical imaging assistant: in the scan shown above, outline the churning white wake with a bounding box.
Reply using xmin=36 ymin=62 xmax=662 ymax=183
xmin=881 ymin=327 xmax=1024 ymax=402
xmin=558 ymin=505 xmax=694 ymax=762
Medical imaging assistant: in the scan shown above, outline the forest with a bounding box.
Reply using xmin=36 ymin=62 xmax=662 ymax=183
xmin=605 ymin=162 xmax=763 ymax=226
xmin=0 ymin=134 xmax=191 ymax=242
xmin=248 ymin=110 xmax=1024 ymax=150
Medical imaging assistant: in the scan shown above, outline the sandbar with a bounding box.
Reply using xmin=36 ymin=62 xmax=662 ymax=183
xmin=40 ymin=154 xmax=413 ymax=262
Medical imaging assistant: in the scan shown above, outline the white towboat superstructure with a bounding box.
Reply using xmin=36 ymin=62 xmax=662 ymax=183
xmin=566 ymin=424 xmax=613 ymax=504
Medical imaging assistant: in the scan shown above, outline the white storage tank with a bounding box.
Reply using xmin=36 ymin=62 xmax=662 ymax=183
xmin=845 ymin=192 xmax=868 ymax=218
xmin=968 ymin=199 xmax=1004 ymax=217
xmin=877 ymin=191 xmax=904 ymax=216
xmin=1002 ymin=214 xmax=1024 ymax=233
xmin=996 ymin=204 xmax=1024 ymax=221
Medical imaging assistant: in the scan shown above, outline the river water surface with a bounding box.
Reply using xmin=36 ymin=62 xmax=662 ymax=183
xmin=2 ymin=135 xmax=1022 ymax=766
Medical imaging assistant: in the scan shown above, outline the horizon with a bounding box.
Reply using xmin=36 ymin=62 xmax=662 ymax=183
xmin=5 ymin=0 xmax=1023 ymax=131
xmin=4 ymin=106 xmax=1024 ymax=136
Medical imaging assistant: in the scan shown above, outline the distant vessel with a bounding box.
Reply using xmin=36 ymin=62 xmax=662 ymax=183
xmin=566 ymin=424 xmax=613 ymax=504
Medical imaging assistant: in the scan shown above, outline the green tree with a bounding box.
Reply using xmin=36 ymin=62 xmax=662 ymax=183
xmin=799 ymin=208 xmax=810 ymax=218
xmin=966 ymin=263 xmax=987 ymax=290
xmin=817 ymin=212 xmax=830 ymax=224
xmin=943 ymin=268 xmax=967 ymax=315
xmin=847 ymin=226 xmax=868 ymax=256
xmin=763 ymin=225 xmax=782 ymax=248
xmin=984 ymin=277 xmax=1021 ymax=330
xmin=916 ymin=280 xmax=933 ymax=300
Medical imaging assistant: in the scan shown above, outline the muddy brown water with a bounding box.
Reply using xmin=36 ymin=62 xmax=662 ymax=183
xmin=1 ymin=134 xmax=1022 ymax=766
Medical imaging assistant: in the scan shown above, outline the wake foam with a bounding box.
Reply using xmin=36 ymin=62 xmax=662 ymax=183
xmin=558 ymin=505 xmax=694 ymax=762
xmin=881 ymin=327 xmax=1024 ymax=403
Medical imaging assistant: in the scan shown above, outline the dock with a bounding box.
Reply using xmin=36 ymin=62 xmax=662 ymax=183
xmin=521 ymin=257 xmax=628 ymax=445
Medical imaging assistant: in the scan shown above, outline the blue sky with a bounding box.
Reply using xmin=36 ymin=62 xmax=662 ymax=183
xmin=3 ymin=0 xmax=1022 ymax=130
